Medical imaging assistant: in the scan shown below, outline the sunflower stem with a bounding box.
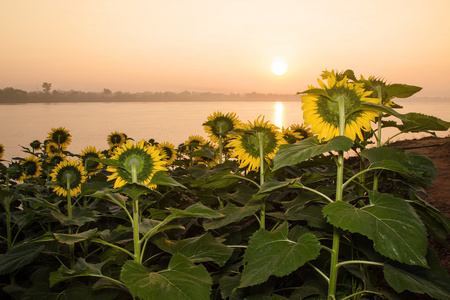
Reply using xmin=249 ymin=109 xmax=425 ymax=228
xmin=328 ymin=96 xmax=346 ymax=299
xmin=4 ymin=174 xmax=12 ymax=250
xmin=4 ymin=173 xmax=15 ymax=285
xmin=257 ymin=131 xmax=265 ymax=230
xmin=131 ymin=161 xmax=141 ymax=262
xmin=372 ymin=86 xmax=383 ymax=191
xmin=218 ymin=135 xmax=223 ymax=164
xmin=66 ymin=176 xmax=75 ymax=269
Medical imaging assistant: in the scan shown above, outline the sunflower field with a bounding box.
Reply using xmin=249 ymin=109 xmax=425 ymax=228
xmin=1 ymin=70 xmax=450 ymax=299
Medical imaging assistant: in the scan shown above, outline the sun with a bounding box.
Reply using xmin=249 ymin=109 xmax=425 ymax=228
xmin=270 ymin=59 xmax=288 ymax=76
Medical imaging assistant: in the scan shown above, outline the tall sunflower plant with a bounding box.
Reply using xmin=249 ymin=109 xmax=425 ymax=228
xmin=246 ymin=70 xmax=450 ymax=299
xmin=68 ymin=139 xmax=225 ymax=298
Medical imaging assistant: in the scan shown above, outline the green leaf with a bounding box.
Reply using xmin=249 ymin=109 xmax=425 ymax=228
xmin=361 ymin=147 xmax=436 ymax=186
xmin=202 ymin=203 xmax=260 ymax=231
xmin=384 ymin=250 xmax=450 ymax=299
xmin=257 ymin=178 xmax=296 ymax=195
xmin=239 ymin=223 xmax=321 ymax=287
xmin=120 ymin=254 xmax=212 ymax=300
xmin=0 ymin=244 xmax=44 ymax=275
xmin=323 ymin=191 xmax=428 ymax=266
xmin=80 ymin=180 xmax=113 ymax=196
xmin=54 ymin=229 xmax=97 ymax=245
xmin=169 ymin=202 xmax=224 ymax=219
xmin=400 ymin=112 xmax=450 ymax=132
xmin=117 ymin=182 xmax=154 ymax=200
xmin=273 ymin=136 xmax=353 ymax=170
xmin=155 ymin=233 xmax=233 ymax=267
xmin=361 ymin=103 xmax=450 ymax=133
xmin=89 ymin=190 xmax=128 ymax=208
xmin=22 ymin=196 xmax=62 ymax=210
xmin=51 ymin=207 xmax=99 ymax=226
xmin=49 ymin=258 xmax=110 ymax=287
xmin=150 ymin=171 xmax=186 ymax=188
xmin=384 ymin=83 xmax=422 ymax=98
xmin=191 ymin=147 xmax=216 ymax=160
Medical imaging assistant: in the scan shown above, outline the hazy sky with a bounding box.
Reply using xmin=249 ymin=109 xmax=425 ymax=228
xmin=1 ymin=0 xmax=450 ymax=97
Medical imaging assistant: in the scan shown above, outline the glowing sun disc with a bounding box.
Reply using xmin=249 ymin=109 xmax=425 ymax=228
xmin=271 ymin=60 xmax=288 ymax=76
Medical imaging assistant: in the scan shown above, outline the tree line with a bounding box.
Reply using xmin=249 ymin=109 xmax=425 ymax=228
xmin=0 ymin=83 xmax=295 ymax=104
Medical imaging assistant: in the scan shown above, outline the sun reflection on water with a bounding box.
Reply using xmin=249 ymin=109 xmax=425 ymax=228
xmin=274 ymin=101 xmax=283 ymax=130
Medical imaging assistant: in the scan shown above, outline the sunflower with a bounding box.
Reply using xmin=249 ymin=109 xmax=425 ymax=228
xmin=30 ymin=140 xmax=42 ymax=152
xmin=46 ymin=153 xmax=66 ymax=166
xmin=79 ymin=146 xmax=105 ymax=176
xmin=47 ymin=126 xmax=72 ymax=147
xmin=107 ymin=131 xmax=127 ymax=148
xmin=45 ymin=141 xmax=66 ymax=157
xmin=183 ymin=135 xmax=208 ymax=152
xmin=228 ymin=115 xmax=286 ymax=171
xmin=203 ymin=111 xmax=241 ymax=142
xmin=0 ymin=143 xmax=4 ymax=160
xmin=359 ymin=75 xmax=396 ymax=107
xmin=50 ymin=159 xmax=87 ymax=197
xmin=106 ymin=140 xmax=167 ymax=189
xmin=290 ymin=123 xmax=313 ymax=140
xmin=18 ymin=155 xmax=43 ymax=181
xmin=157 ymin=141 xmax=178 ymax=165
xmin=281 ymin=127 xmax=303 ymax=144
xmin=7 ymin=161 xmax=23 ymax=180
xmin=300 ymin=70 xmax=379 ymax=141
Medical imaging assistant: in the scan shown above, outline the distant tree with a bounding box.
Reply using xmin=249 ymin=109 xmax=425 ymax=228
xmin=42 ymin=82 xmax=52 ymax=94
xmin=102 ymin=88 xmax=112 ymax=96
xmin=0 ymin=87 xmax=28 ymax=102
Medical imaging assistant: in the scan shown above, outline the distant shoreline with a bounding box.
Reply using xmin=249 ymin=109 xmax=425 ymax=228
xmin=0 ymin=98 xmax=300 ymax=105
xmin=1 ymin=96 xmax=448 ymax=105
xmin=0 ymin=87 xmax=299 ymax=104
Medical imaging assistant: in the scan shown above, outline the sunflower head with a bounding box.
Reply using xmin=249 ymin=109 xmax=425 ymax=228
xmin=290 ymin=124 xmax=313 ymax=140
xmin=51 ymin=159 xmax=87 ymax=197
xmin=46 ymin=153 xmax=66 ymax=166
xmin=183 ymin=135 xmax=208 ymax=152
xmin=48 ymin=126 xmax=72 ymax=147
xmin=228 ymin=115 xmax=286 ymax=171
xmin=45 ymin=141 xmax=66 ymax=158
xmin=107 ymin=131 xmax=127 ymax=148
xmin=301 ymin=70 xmax=379 ymax=142
xmin=0 ymin=143 xmax=4 ymax=160
xmin=7 ymin=161 xmax=23 ymax=180
xmin=157 ymin=141 xmax=178 ymax=165
xmin=30 ymin=140 xmax=42 ymax=151
xmin=79 ymin=146 xmax=105 ymax=176
xmin=203 ymin=111 xmax=241 ymax=142
xmin=359 ymin=75 xmax=397 ymax=107
xmin=281 ymin=127 xmax=303 ymax=144
xmin=18 ymin=155 xmax=42 ymax=181
xmin=106 ymin=140 xmax=167 ymax=189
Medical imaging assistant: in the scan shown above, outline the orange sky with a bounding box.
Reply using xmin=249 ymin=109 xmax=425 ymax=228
xmin=1 ymin=0 xmax=450 ymax=97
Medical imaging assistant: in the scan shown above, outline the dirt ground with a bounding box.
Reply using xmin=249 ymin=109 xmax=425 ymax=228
xmin=389 ymin=136 xmax=450 ymax=274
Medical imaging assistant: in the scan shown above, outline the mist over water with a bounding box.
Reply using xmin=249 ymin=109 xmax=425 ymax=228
xmin=1 ymin=98 xmax=449 ymax=161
